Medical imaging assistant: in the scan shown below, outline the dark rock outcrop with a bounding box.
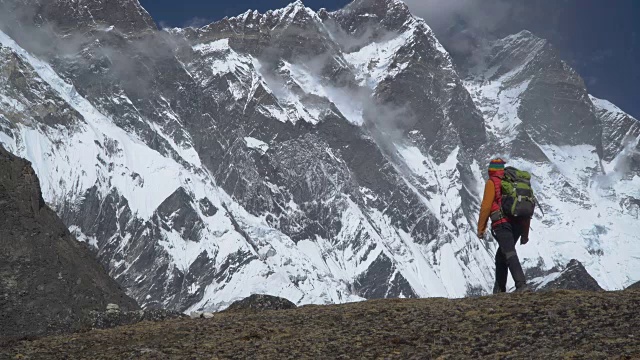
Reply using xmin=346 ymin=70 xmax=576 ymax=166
xmin=82 ymin=304 xmax=185 ymax=330
xmin=627 ymin=281 xmax=640 ymax=290
xmin=0 ymin=144 xmax=138 ymax=340
xmin=536 ymin=260 xmax=604 ymax=292
xmin=225 ymin=294 xmax=297 ymax=312
xmin=353 ymin=252 xmax=417 ymax=299
xmin=153 ymin=187 xmax=206 ymax=243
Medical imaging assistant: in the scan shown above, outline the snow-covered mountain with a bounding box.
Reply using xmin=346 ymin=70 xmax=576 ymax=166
xmin=0 ymin=0 xmax=638 ymax=312
xmin=463 ymin=30 xmax=640 ymax=288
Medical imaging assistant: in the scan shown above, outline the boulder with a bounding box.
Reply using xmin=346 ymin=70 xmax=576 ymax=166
xmin=106 ymin=303 xmax=121 ymax=313
xmin=225 ymin=294 xmax=297 ymax=312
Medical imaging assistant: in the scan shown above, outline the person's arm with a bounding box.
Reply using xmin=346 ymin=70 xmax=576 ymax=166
xmin=477 ymin=180 xmax=495 ymax=238
xmin=520 ymin=218 xmax=531 ymax=244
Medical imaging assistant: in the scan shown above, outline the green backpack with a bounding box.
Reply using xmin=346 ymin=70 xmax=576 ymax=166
xmin=500 ymin=167 xmax=536 ymax=218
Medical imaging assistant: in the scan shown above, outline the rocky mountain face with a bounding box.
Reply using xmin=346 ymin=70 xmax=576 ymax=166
xmin=0 ymin=144 xmax=137 ymax=339
xmin=0 ymin=0 xmax=638 ymax=313
xmin=0 ymin=0 xmax=156 ymax=34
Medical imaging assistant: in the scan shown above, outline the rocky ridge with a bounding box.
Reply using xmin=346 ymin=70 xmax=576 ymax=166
xmin=225 ymin=294 xmax=297 ymax=312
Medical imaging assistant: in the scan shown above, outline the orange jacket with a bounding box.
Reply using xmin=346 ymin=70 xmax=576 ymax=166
xmin=477 ymin=180 xmax=495 ymax=236
xmin=477 ymin=180 xmax=531 ymax=238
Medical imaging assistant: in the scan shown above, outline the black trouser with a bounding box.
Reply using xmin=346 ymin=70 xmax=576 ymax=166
xmin=492 ymin=222 xmax=527 ymax=293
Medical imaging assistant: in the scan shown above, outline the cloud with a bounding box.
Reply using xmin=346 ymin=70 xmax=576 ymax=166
xmin=585 ymin=76 xmax=599 ymax=88
xmin=595 ymin=134 xmax=640 ymax=188
xmin=402 ymin=0 xmax=519 ymax=58
xmin=0 ymin=0 xmax=190 ymax=98
xmin=183 ymin=16 xmax=212 ymax=29
xmin=404 ymin=0 xmax=513 ymax=32
xmin=158 ymin=20 xmax=172 ymax=30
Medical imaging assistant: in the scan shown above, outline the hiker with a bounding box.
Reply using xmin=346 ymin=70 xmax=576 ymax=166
xmin=477 ymin=158 xmax=533 ymax=293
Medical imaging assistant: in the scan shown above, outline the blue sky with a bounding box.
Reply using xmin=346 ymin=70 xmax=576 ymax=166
xmin=524 ymin=0 xmax=639 ymax=119
xmin=139 ymin=0 xmax=639 ymax=119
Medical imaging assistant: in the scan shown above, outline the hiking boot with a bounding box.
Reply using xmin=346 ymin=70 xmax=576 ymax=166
xmin=515 ymin=285 xmax=532 ymax=293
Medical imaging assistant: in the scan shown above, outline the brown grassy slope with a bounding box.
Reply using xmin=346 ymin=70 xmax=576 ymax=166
xmin=3 ymin=290 xmax=640 ymax=360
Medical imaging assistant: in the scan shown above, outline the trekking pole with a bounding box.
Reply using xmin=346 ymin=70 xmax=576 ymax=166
xmin=534 ymin=196 xmax=545 ymax=217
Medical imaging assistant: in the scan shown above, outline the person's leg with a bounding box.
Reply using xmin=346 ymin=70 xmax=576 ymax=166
xmin=493 ymin=223 xmax=527 ymax=290
xmin=493 ymin=247 xmax=508 ymax=293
